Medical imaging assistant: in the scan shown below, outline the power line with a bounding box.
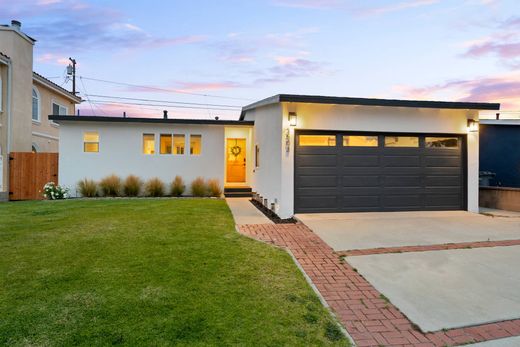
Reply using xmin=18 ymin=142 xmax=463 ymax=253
xmin=79 ymin=76 xmax=253 ymax=102
xmin=85 ymin=94 xmax=242 ymax=109
xmin=87 ymin=100 xmax=240 ymax=111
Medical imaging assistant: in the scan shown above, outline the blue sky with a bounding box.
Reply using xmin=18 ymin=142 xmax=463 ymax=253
xmin=1 ymin=0 xmax=519 ymax=119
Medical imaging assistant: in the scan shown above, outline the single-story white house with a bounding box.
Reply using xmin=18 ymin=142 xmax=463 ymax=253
xmin=50 ymin=94 xmax=500 ymax=219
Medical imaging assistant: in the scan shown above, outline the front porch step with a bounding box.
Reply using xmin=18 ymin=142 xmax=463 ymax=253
xmin=224 ymin=187 xmax=253 ymax=198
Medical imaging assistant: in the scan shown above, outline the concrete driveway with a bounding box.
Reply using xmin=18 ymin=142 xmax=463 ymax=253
xmin=296 ymin=210 xmax=520 ymax=251
xmin=348 ymin=246 xmax=520 ymax=332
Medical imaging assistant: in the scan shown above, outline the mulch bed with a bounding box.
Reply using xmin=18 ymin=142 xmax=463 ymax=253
xmin=249 ymin=199 xmax=298 ymax=224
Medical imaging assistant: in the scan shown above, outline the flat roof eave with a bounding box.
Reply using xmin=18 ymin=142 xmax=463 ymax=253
xmin=48 ymin=115 xmax=254 ymax=126
xmin=239 ymin=94 xmax=501 ymax=120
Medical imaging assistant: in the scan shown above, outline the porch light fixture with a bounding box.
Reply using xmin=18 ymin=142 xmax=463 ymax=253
xmin=288 ymin=112 xmax=297 ymax=127
xmin=467 ymin=119 xmax=479 ymax=132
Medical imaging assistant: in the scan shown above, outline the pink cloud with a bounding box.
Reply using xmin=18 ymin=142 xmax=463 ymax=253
xmin=173 ymin=81 xmax=242 ymax=93
xmin=393 ymin=73 xmax=520 ymax=110
xmin=359 ymin=0 xmax=438 ymax=16
xmin=461 ymin=17 xmax=520 ymax=67
xmin=36 ymin=53 xmax=70 ymax=65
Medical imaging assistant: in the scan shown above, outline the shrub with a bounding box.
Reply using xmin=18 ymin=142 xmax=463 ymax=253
xmin=42 ymin=182 xmax=69 ymax=200
xmin=99 ymin=174 xmax=121 ymax=197
xmin=123 ymin=175 xmax=142 ymax=197
xmin=190 ymin=177 xmax=207 ymax=197
xmin=207 ymin=179 xmax=222 ymax=197
xmin=77 ymin=179 xmax=97 ymax=197
xmin=145 ymin=178 xmax=165 ymax=197
xmin=170 ymin=175 xmax=185 ymax=197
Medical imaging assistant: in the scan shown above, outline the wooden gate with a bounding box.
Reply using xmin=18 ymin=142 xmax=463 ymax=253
xmin=9 ymin=152 xmax=58 ymax=200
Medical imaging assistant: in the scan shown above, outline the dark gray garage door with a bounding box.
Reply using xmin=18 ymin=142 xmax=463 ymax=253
xmin=294 ymin=132 xmax=465 ymax=213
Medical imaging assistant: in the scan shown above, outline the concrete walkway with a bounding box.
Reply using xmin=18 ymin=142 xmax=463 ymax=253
xmin=297 ymin=211 xmax=520 ymax=251
xmin=225 ymin=198 xmax=272 ymax=225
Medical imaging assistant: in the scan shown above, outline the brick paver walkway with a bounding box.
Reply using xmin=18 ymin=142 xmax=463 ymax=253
xmin=238 ymin=223 xmax=520 ymax=347
xmin=338 ymin=239 xmax=520 ymax=257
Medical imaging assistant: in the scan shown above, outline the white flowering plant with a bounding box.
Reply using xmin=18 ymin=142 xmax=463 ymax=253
xmin=42 ymin=182 xmax=69 ymax=200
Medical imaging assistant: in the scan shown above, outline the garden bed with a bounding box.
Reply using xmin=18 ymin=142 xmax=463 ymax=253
xmin=250 ymin=199 xmax=298 ymax=224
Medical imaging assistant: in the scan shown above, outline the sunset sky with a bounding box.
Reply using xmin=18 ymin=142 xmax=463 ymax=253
xmin=1 ymin=0 xmax=519 ymax=119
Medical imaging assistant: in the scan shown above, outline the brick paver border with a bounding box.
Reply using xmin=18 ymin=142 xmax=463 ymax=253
xmin=238 ymin=223 xmax=520 ymax=347
xmin=337 ymin=239 xmax=520 ymax=257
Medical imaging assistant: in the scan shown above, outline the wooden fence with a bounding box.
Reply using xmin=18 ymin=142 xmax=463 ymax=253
xmin=9 ymin=152 xmax=58 ymax=200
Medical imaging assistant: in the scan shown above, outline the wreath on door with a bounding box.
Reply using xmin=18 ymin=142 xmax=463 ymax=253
xmin=230 ymin=139 xmax=242 ymax=157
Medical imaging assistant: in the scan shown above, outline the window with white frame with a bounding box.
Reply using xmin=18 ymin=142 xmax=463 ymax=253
xmin=32 ymin=87 xmax=40 ymax=122
xmin=83 ymin=132 xmax=99 ymax=152
xmin=52 ymin=101 xmax=68 ymax=115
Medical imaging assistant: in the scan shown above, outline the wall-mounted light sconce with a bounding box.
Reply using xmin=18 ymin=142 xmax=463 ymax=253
xmin=467 ymin=119 xmax=479 ymax=132
xmin=288 ymin=112 xmax=297 ymax=127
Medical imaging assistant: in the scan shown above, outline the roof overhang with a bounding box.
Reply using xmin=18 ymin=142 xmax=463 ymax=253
xmin=239 ymin=94 xmax=501 ymax=120
xmin=48 ymin=115 xmax=254 ymax=126
xmin=33 ymin=72 xmax=82 ymax=104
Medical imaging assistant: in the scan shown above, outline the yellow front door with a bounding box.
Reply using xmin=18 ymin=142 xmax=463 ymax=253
xmin=226 ymin=138 xmax=246 ymax=183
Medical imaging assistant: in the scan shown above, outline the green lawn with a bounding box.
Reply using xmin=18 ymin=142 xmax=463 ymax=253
xmin=0 ymin=199 xmax=348 ymax=346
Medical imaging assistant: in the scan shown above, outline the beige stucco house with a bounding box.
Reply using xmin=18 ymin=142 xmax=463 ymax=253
xmin=0 ymin=20 xmax=81 ymax=200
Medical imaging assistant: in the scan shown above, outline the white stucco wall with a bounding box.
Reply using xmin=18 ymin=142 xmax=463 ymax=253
xmin=59 ymin=122 xmax=228 ymax=196
xmin=248 ymin=102 xmax=481 ymax=218
xmin=245 ymin=103 xmax=283 ymax=210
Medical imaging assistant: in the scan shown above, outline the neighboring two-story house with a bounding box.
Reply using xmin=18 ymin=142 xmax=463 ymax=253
xmin=0 ymin=20 xmax=81 ymax=200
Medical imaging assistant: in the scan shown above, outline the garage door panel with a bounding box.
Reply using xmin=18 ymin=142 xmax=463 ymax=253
xmin=382 ymin=167 xmax=422 ymax=175
xmin=425 ymin=175 xmax=462 ymax=186
xmin=296 ymin=196 xmax=339 ymax=210
xmin=297 ymin=175 xmax=337 ymax=187
xmin=296 ymin=187 xmax=338 ymax=196
xmin=342 ymin=187 xmax=381 ymax=195
xmin=384 ymin=187 xmax=423 ymax=195
xmin=296 ymin=154 xmax=337 ymax=167
xmin=383 ymin=176 xmax=422 ymax=187
xmin=383 ymin=194 xmax=423 ymax=208
xmin=425 ymin=156 xmax=462 ymax=167
xmin=425 ymin=194 xmax=462 ymax=207
xmin=342 ymin=175 xmax=380 ymax=187
xmin=342 ymin=155 xmax=379 ymax=167
xmin=424 ymin=167 xmax=462 ymax=176
xmin=342 ymin=196 xmax=380 ymax=208
xmin=294 ymin=131 xmax=465 ymax=213
xmin=382 ymin=155 xmax=421 ymax=167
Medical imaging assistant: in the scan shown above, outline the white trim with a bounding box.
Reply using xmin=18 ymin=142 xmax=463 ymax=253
xmin=32 ymin=131 xmax=59 ymax=141
xmin=33 ymin=74 xmax=81 ymax=103
xmin=32 ymin=86 xmax=41 ymax=122
xmin=0 ymin=26 xmax=35 ymax=45
xmin=480 ymin=119 xmax=520 ymax=126
xmin=51 ymin=99 xmax=68 ymax=126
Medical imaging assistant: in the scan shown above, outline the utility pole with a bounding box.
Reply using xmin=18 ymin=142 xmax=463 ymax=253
xmin=68 ymin=57 xmax=77 ymax=95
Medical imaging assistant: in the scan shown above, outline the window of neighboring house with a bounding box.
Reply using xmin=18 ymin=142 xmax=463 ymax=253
xmin=52 ymin=101 xmax=68 ymax=115
xmin=32 ymin=87 xmax=40 ymax=122
xmin=173 ymin=134 xmax=185 ymax=155
xmin=190 ymin=135 xmax=201 ymax=155
xmin=143 ymin=134 xmax=155 ymax=155
xmin=83 ymin=132 xmax=99 ymax=153
xmin=299 ymin=135 xmax=336 ymax=146
xmin=160 ymin=134 xmax=172 ymax=154
xmin=384 ymin=136 xmax=419 ymax=148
